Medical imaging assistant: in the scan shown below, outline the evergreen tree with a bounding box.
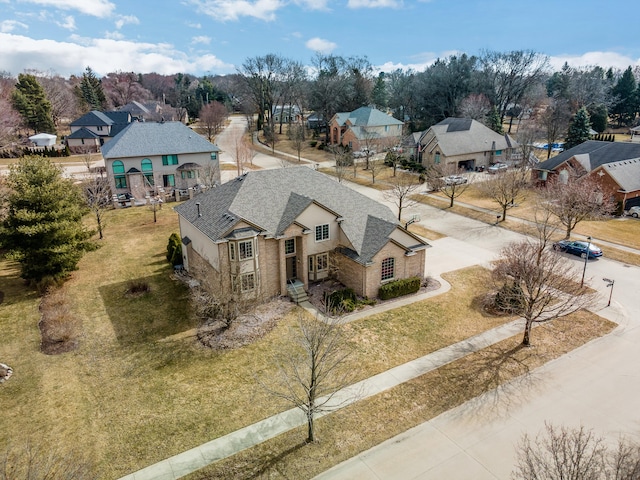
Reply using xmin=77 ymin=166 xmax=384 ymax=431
xmin=564 ymin=107 xmax=592 ymax=149
xmin=75 ymin=67 xmax=107 ymax=111
xmin=611 ymin=66 xmax=638 ymax=126
xmin=371 ymin=72 xmax=388 ymax=109
xmin=486 ymin=105 xmax=503 ymax=133
xmin=11 ymin=74 xmax=56 ymax=134
xmin=587 ymin=103 xmax=608 ymax=133
xmin=1 ymin=156 xmax=95 ymax=284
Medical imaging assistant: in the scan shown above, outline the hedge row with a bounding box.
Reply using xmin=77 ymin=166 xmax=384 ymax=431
xmin=378 ymin=276 xmax=421 ymax=300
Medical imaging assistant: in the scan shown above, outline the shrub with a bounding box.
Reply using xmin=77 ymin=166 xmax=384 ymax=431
xmin=324 ymin=288 xmax=357 ymax=313
xmin=494 ymin=281 xmax=525 ymax=313
xmin=125 ymin=280 xmax=151 ymax=295
xmin=309 ymin=141 xmax=318 ymax=148
xmin=38 ymin=289 xmax=82 ymax=354
xmin=378 ymin=276 xmax=421 ymax=300
xmin=166 ymin=232 xmax=182 ymax=266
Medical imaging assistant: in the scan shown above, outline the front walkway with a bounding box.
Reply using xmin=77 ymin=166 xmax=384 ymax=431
xmin=119 ymin=284 xmax=527 ymax=479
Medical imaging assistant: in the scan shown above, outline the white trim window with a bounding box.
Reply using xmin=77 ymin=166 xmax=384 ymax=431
xmin=241 ymin=273 xmax=256 ymax=292
xmin=315 ymin=224 xmax=329 ymax=242
xmin=238 ymin=240 xmax=253 ymax=260
xmin=381 ymin=257 xmax=395 ymax=281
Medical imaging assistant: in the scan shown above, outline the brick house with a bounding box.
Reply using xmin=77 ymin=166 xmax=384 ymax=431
xmin=174 ymin=167 xmax=428 ymax=302
xmin=417 ymin=118 xmax=518 ymax=171
xmin=534 ymin=140 xmax=640 ymax=210
xmin=329 ymin=106 xmax=403 ymax=152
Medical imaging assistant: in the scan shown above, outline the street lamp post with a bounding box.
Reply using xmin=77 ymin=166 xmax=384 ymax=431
xmin=580 ymin=236 xmax=592 ymax=287
xmin=603 ymin=278 xmax=615 ymax=307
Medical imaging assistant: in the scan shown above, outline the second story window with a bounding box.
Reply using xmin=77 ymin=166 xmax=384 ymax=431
xmin=315 ymin=224 xmax=329 ymax=242
xmin=238 ymin=240 xmax=253 ymax=260
xmin=162 ymin=154 xmax=178 ymax=166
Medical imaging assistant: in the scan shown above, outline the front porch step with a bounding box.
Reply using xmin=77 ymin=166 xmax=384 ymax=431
xmin=287 ymin=281 xmax=308 ymax=304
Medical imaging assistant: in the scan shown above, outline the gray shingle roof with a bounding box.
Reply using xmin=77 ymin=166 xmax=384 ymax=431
xmin=423 ymin=118 xmax=517 ymax=156
xmin=67 ymin=127 xmax=99 ymax=139
xmin=70 ymin=110 xmax=115 ymax=127
xmin=535 ymin=140 xmax=640 ymax=172
xmin=175 ymin=167 xmax=414 ymax=264
xmin=334 ymin=107 xmax=403 ymax=128
xmin=601 ymin=158 xmax=640 ymax=192
xmin=101 ymin=121 xmax=220 ymax=159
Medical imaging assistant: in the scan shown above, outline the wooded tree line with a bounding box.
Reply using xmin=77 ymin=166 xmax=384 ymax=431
xmin=2 ymin=50 xmax=640 ymax=148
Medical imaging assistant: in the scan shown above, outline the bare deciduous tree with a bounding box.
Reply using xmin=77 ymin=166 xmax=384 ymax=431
xmin=479 ymin=167 xmax=530 ymax=221
xmin=288 ymin=123 xmax=305 ymax=162
xmin=537 ymin=97 xmax=571 ymax=159
xmin=383 ymin=172 xmax=422 ymax=220
xmin=199 ymin=101 xmax=228 ymax=141
xmin=425 ymin=162 xmax=472 ymax=208
xmin=81 ymin=149 xmax=110 ymax=238
xmin=540 ymin=170 xmax=617 ymax=239
xmin=329 ymin=145 xmax=351 ymax=183
xmin=492 ymin=233 xmax=594 ymax=346
xmin=514 ymin=422 xmax=640 ymax=480
xmin=260 ymin=312 xmax=357 ymax=443
xmin=368 ymin=158 xmax=386 ymax=184
xmin=458 ymin=93 xmax=491 ymax=121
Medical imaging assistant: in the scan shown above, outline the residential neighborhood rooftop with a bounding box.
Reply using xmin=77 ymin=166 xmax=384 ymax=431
xmin=536 ymin=140 xmax=640 ymax=172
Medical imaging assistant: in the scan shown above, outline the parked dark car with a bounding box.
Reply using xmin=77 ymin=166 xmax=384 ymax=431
xmin=553 ymin=240 xmax=603 ymax=259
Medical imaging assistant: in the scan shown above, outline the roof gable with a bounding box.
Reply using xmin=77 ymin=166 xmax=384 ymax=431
xmin=70 ymin=110 xmax=115 ymax=127
xmin=175 ymin=167 xmax=420 ymax=264
xmin=424 ymin=118 xmax=517 ymax=156
xmin=536 ymin=141 xmax=640 ymax=172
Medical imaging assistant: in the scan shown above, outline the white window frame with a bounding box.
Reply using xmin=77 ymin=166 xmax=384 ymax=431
xmin=315 ymin=224 xmax=329 ymax=242
xmin=238 ymin=240 xmax=254 ymax=260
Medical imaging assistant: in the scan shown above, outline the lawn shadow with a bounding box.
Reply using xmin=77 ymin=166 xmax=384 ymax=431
xmin=99 ymin=272 xmax=193 ymax=345
xmin=0 ymin=260 xmax=39 ymax=307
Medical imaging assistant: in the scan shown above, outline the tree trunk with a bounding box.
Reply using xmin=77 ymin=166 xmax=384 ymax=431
xmin=306 ymin=411 xmax=314 ymax=443
xmin=522 ymin=319 xmax=532 ymax=346
xmin=565 ymin=224 xmax=572 ymax=239
xmin=450 ymin=196 xmax=454 ymax=208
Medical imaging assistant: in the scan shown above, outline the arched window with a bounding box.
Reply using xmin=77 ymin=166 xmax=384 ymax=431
xmin=141 ymin=158 xmax=153 ymax=171
xmin=112 ymin=160 xmax=124 ymax=174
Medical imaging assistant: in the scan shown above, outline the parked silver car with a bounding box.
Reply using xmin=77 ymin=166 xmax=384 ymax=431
xmin=627 ymin=206 xmax=640 ymax=218
xmin=487 ymin=163 xmax=508 ymax=174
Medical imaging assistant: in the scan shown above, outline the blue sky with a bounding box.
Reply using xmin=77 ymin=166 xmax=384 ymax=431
xmin=0 ymin=0 xmax=639 ymax=78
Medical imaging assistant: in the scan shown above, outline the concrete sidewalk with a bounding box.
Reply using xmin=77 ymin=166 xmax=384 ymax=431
xmin=119 ymin=289 xmax=528 ymax=480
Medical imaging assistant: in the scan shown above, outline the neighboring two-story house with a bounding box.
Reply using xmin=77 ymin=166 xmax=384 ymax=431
xmin=66 ymin=110 xmax=132 ymax=152
xmin=417 ymin=118 xmax=518 ymax=171
xmin=101 ymin=121 xmax=221 ymax=200
xmin=174 ymin=167 xmax=428 ymax=302
xmin=329 ymin=106 xmax=404 ymax=152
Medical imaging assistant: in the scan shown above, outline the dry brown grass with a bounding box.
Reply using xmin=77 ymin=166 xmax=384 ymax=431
xmin=187 ymin=310 xmax=615 ymax=480
xmin=404 ymin=223 xmax=447 ymax=241
xmin=38 ymin=289 xmax=82 ymax=355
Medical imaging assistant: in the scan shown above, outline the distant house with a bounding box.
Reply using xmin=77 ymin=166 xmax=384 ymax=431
xmin=101 ymin=121 xmax=220 ymax=202
xmin=118 ymin=101 xmax=187 ymax=123
xmin=174 ymin=167 xmax=428 ymax=302
xmin=417 ymin=118 xmax=519 ymax=171
xmin=534 ymin=140 xmax=640 ymax=210
xmin=305 ymin=112 xmax=326 ymax=132
xmin=329 ymin=106 xmax=403 ymax=152
xmin=272 ymin=105 xmax=302 ymax=124
xmin=66 ymin=110 xmax=132 ymax=152
xmin=28 ymin=133 xmax=56 ymax=147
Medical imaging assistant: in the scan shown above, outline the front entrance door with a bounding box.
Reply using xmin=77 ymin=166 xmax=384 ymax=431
xmin=286 ymin=256 xmax=297 ymax=281
xmin=308 ymin=253 xmax=329 ymax=282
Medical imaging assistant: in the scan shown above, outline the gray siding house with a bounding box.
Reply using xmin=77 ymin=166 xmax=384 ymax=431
xmin=101 ymin=121 xmax=220 ymax=201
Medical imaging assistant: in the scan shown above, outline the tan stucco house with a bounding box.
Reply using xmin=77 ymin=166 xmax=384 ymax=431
xmin=329 ymin=106 xmax=403 ymax=152
xmin=101 ymin=121 xmax=220 ymax=201
xmin=418 ymin=118 xmax=518 ymax=171
xmin=174 ymin=167 xmax=428 ymax=302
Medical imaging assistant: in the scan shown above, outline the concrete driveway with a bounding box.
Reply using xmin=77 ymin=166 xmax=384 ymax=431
xmin=314 ymin=190 xmax=640 ymax=479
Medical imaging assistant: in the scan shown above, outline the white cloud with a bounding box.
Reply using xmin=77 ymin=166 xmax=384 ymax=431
xmin=305 ymin=37 xmax=337 ymax=54
xmin=115 ymin=15 xmax=139 ymax=29
xmin=186 ymin=22 xmax=202 ymax=29
xmin=19 ymin=0 xmax=116 ymax=18
xmin=191 ymin=35 xmax=211 ymax=45
xmin=56 ymin=15 xmax=76 ymax=30
xmin=104 ymin=30 xmax=123 ymax=40
xmin=549 ymin=51 xmax=640 ymax=71
xmin=0 ymin=20 xmax=29 ymax=33
xmin=0 ymin=32 xmax=234 ymax=76
xmin=347 ymin=0 xmax=401 ymax=8
xmin=188 ymin=0 xmax=285 ymax=21
xmin=294 ymin=0 xmax=330 ymax=10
